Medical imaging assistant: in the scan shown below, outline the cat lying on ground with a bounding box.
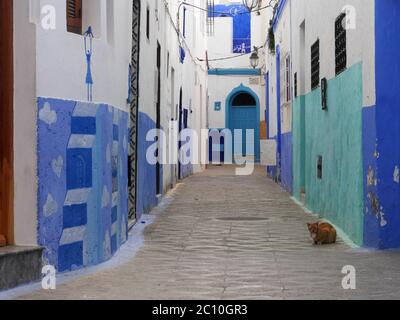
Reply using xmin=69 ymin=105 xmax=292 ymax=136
xmin=307 ymin=222 xmax=337 ymax=245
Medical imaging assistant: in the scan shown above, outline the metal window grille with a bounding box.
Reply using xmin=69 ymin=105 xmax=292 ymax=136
xmin=286 ymin=56 xmax=291 ymax=102
xmin=311 ymin=40 xmax=320 ymax=90
xmin=335 ymin=13 xmax=347 ymax=75
xmin=207 ymin=0 xmax=215 ymax=36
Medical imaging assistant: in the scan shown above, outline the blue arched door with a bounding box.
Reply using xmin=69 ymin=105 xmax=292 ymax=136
xmin=227 ymin=86 xmax=260 ymax=162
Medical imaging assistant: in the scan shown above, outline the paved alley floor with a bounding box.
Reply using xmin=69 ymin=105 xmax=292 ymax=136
xmin=19 ymin=166 xmax=400 ymax=300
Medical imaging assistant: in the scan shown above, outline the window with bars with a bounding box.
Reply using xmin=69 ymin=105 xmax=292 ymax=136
xmin=67 ymin=0 xmax=82 ymax=34
xmin=311 ymin=39 xmax=320 ymax=90
xmin=285 ymin=56 xmax=291 ymax=103
xmin=146 ymin=6 xmax=150 ymax=39
xmin=335 ymin=13 xmax=347 ymax=75
xmin=317 ymin=155 xmax=323 ymax=179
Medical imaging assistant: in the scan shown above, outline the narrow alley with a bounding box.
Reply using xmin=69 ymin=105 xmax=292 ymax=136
xmin=15 ymin=166 xmax=400 ymax=300
xmin=1 ymin=0 xmax=400 ymax=303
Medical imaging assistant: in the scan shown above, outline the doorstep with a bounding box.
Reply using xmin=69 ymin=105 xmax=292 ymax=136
xmin=0 ymin=246 xmax=43 ymax=291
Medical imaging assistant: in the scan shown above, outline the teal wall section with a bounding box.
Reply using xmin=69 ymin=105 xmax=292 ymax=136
xmin=295 ymin=63 xmax=364 ymax=245
xmin=292 ymin=95 xmax=305 ymax=200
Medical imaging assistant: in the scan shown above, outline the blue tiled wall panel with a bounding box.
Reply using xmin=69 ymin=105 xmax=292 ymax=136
xmin=66 ymin=149 xmax=93 ymax=189
xmin=58 ymin=242 xmax=83 ymax=272
xmin=63 ymin=204 xmax=88 ymax=229
xmin=71 ymin=117 xmax=96 ymax=135
xmin=37 ymin=98 xmax=129 ymax=272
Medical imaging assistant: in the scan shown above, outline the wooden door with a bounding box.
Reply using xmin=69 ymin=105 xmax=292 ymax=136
xmin=0 ymin=0 xmax=14 ymax=246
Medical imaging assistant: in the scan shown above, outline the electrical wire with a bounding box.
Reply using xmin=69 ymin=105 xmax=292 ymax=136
xmin=198 ymin=45 xmax=264 ymax=62
xmin=177 ymin=0 xmax=277 ymax=16
xmin=184 ymin=0 xmax=276 ymax=64
xmin=165 ymin=0 xmax=277 ymax=69
xmin=163 ymin=0 xmax=207 ymax=72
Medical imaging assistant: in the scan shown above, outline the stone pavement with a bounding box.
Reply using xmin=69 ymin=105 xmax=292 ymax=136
xmin=19 ymin=166 xmax=400 ymax=300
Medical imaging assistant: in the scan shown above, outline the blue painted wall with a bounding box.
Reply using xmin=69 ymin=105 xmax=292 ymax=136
xmin=136 ymin=112 xmax=161 ymax=216
xmin=37 ymin=98 xmax=129 ymax=272
xmin=362 ymin=106 xmax=380 ymax=247
xmin=211 ymin=4 xmax=251 ymax=53
xmin=367 ymin=0 xmax=400 ymax=248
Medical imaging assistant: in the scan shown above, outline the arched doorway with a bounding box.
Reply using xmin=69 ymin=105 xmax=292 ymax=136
xmin=226 ymin=84 xmax=260 ymax=162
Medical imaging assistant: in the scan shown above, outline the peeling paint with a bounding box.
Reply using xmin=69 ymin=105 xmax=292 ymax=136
xmin=367 ymin=166 xmax=377 ymax=187
xmin=379 ymin=208 xmax=388 ymax=227
xmin=367 ymin=192 xmax=379 ymax=215
xmin=393 ymin=166 xmax=399 ymax=184
xmin=366 ymin=192 xmax=387 ymax=228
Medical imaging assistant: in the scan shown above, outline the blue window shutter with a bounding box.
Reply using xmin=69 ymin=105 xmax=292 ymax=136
xmin=179 ymin=46 xmax=185 ymax=64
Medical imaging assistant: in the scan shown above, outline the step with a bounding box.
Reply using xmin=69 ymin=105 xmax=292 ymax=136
xmin=0 ymin=246 xmax=43 ymax=291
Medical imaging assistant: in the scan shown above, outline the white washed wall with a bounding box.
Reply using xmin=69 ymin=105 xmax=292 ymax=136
xmin=36 ymin=0 xmax=133 ymax=111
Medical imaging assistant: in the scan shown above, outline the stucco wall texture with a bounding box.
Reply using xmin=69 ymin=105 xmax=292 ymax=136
xmin=293 ymin=63 xmax=364 ymax=246
xmin=37 ymin=98 xmax=129 ymax=272
xmin=365 ymin=0 xmax=400 ymax=249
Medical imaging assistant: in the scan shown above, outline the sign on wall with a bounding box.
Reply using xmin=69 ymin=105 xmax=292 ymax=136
xmin=214 ymin=102 xmax=222 ymax=111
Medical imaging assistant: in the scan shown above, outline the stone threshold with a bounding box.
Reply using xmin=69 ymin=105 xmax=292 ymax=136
xmin=0 ymin=246 xmax=43 ymax=291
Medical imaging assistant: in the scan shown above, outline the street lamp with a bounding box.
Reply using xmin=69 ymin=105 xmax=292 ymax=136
xmin=250 ymin=47 xmax=259 ymax=69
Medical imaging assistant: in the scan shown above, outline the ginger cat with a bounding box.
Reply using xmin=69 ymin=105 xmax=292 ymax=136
xmin=307 ymin=222 xmax=337 ymax=245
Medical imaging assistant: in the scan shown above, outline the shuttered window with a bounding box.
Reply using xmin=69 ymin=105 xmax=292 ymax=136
xmin=285 ymin=55 xmax=291 ymax=102
xmin=311 ymin=40 xmax=320 ymax=90
xmin=67 ymin=0 xmax=82 ymax=34
xmin=335 ymin=13 xmax=347 ymax=75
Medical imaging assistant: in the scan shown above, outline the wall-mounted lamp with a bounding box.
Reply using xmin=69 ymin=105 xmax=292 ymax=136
xmin=250 ymin=47 xmax=259 ymax=69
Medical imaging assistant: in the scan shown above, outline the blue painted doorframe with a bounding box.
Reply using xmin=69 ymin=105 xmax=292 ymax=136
xmin=225 ymin=84 xmax=260 ymax=162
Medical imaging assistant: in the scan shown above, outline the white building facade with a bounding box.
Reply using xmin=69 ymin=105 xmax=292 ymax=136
xmin=207 ymin=0 xmax=272 ymax=163
xmin=136 ymin=0 xmax=208 ymax=216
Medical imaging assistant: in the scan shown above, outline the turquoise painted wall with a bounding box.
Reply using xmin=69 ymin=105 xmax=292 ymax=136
xmin=294 ymin=63 xmax=364 ymax=245
xmin=292 ymin=95 xmax=305 ymax=200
